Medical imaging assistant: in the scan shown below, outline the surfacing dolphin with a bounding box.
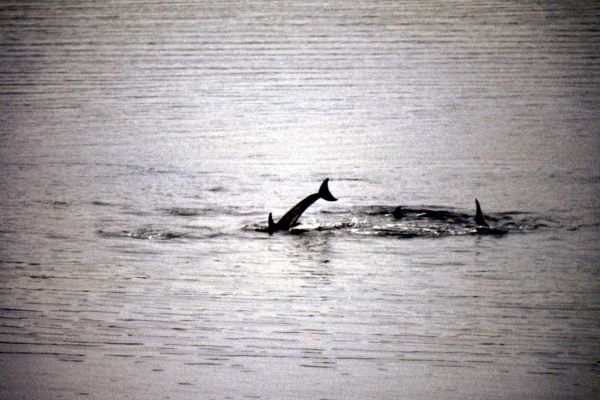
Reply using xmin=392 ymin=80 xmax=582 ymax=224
xmin=268 ymin=178 xmax=337 ymax=234
xmin=474 ymin=198 xmax=489 ymax=227
xmin=474 ymin=198 xmax=507 ymax=235
xmin=392 ymin=198 xmax=506 ymax=235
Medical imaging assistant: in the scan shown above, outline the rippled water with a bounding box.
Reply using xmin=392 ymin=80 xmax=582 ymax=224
xmin=1 ymin=1 xmax=599 ymax=399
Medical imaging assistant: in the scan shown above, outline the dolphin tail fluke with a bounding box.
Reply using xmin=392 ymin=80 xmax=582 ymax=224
xmin=475 ymin=198 xmax=489 ymax=227
xmin=268 ymin=212 xmax=276 ymax=235
xmin=318 ymin=178 xmax=337 ymax=201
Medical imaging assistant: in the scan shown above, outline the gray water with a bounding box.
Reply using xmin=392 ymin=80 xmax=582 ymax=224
xmin=1 ymin=1 xmax=600 ymax=399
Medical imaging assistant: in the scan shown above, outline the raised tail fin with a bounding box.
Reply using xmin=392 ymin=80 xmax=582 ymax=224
xmin=475 ymin=199 xmax=489 ymax=227
xmin=318 ymin=178 xmax=337 ymax=201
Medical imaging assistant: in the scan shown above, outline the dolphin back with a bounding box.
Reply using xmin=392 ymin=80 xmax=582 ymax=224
xmin=318 ymin=178 xmax=337 ymax=201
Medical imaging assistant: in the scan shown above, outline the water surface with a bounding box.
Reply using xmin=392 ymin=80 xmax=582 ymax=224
xmin=1 ymin=1 xmax=599 ymax=399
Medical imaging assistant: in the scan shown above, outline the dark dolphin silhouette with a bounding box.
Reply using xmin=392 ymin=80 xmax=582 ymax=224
xmin=392 ymin=206 xmax=459 ymax=221
xmin=474 ymin=198 xmax=507 ymax=235
xmin=392 ymin=198 xmax=506 ymax=235
xmin=268 ymin=178 xmax=337 ymax=234
xmin=474 ymin=198 xmax=489 ymax=227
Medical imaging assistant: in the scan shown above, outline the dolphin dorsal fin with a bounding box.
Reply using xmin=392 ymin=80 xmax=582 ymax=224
xmin=318 ymin=178 xmax=337 ymax=201
xmin=475 ymin=199 xmax=489 ymax=227
xmin=268 ymin=212 xmax=276 ymax=235
xmin=393 ymin=206 xmax=403 ymax=219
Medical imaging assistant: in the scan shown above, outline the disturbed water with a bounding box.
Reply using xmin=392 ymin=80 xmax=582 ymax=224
xmin=1 ymin=1 xmax=600 ymax=399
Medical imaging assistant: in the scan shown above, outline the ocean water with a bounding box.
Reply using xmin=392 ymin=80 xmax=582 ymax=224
xmin=1 ymin=1 xmax=599 ymax=399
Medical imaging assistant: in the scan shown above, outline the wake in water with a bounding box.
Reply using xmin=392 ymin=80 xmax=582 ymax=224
xmin=246 ymin=204 xmax=551 ymax=238
xmin=93 ymin=200 xmax=552 ymax=241
xmin=245 ymin=179 xmax=546 ymax=238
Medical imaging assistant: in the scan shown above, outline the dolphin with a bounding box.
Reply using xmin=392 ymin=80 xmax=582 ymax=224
xmin=268 ymin=178 xmax=337 ymax=234
xmin=473 ymin=198 xmax=507 ymax=235
xmin=474 ymin=198 xmax=489 ymax=227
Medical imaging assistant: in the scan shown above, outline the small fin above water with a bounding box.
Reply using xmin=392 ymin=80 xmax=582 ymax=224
xmin=268 ymin=212 xmax=275 ymax=234
xmin=475 ymin=198 xmax=489 ymax=227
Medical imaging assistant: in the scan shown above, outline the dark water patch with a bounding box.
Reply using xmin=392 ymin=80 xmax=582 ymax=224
xmin=320 ymin=209 xmax=352 ymax=215
xmin=184 ymin=361 xmax=223 ymax=366
xmin=121 ymin=208 xmax=154 ymax=217
xmin=147 ymin=167 xmax=177 ymax=175
xmin=165 ymin=207 xmax=206 ymax=217
xmin=96 ymin=227 xmax=196 ymax=241
xmin=0 ymin=351 xmax=87 ymax=360
xmin=349 ymin=205 xmax=395 ymax=216
xmin=578 ymin=175 xmax=600 ymax=184
xmin=334 ymin=177 xmax=366 ymax=182
xmin=226 ymin=336 xmax=298 ymax=344
xmin=165 ymin=205 xmax=255 ymax=218
xmin=0 ymin=341 xmax=91 ymax=347
xmin=429 ymin=363 xmax=477 ymax=369
xmin=568 ymin=222 xmax=600 ymax=231
xmin=527 ymin=370 xmax=566 ymax=376
xmin=0 ymin=307 xmax=43 ymax=315
xmin=474 ymin=226 xmax=508 ymax=236
xmin=58 ymin=356 xmax=85 ymax=363
xmin=46 ymin=232 xmax=72 ymax=240
xmin=299 ymin=363 xmax=335 ymax=369
xmin=28 ymin=274 xmax=51 ymax=280
xmin=242 ymin=223 xmax=270 ymax=233
xmin=91 ymin=200 xmax=114 ymax=207
xmin=0 ymin=260 xmax=26 ymax=265
xmin=370 ymin=225 xmax=456 ymax=238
